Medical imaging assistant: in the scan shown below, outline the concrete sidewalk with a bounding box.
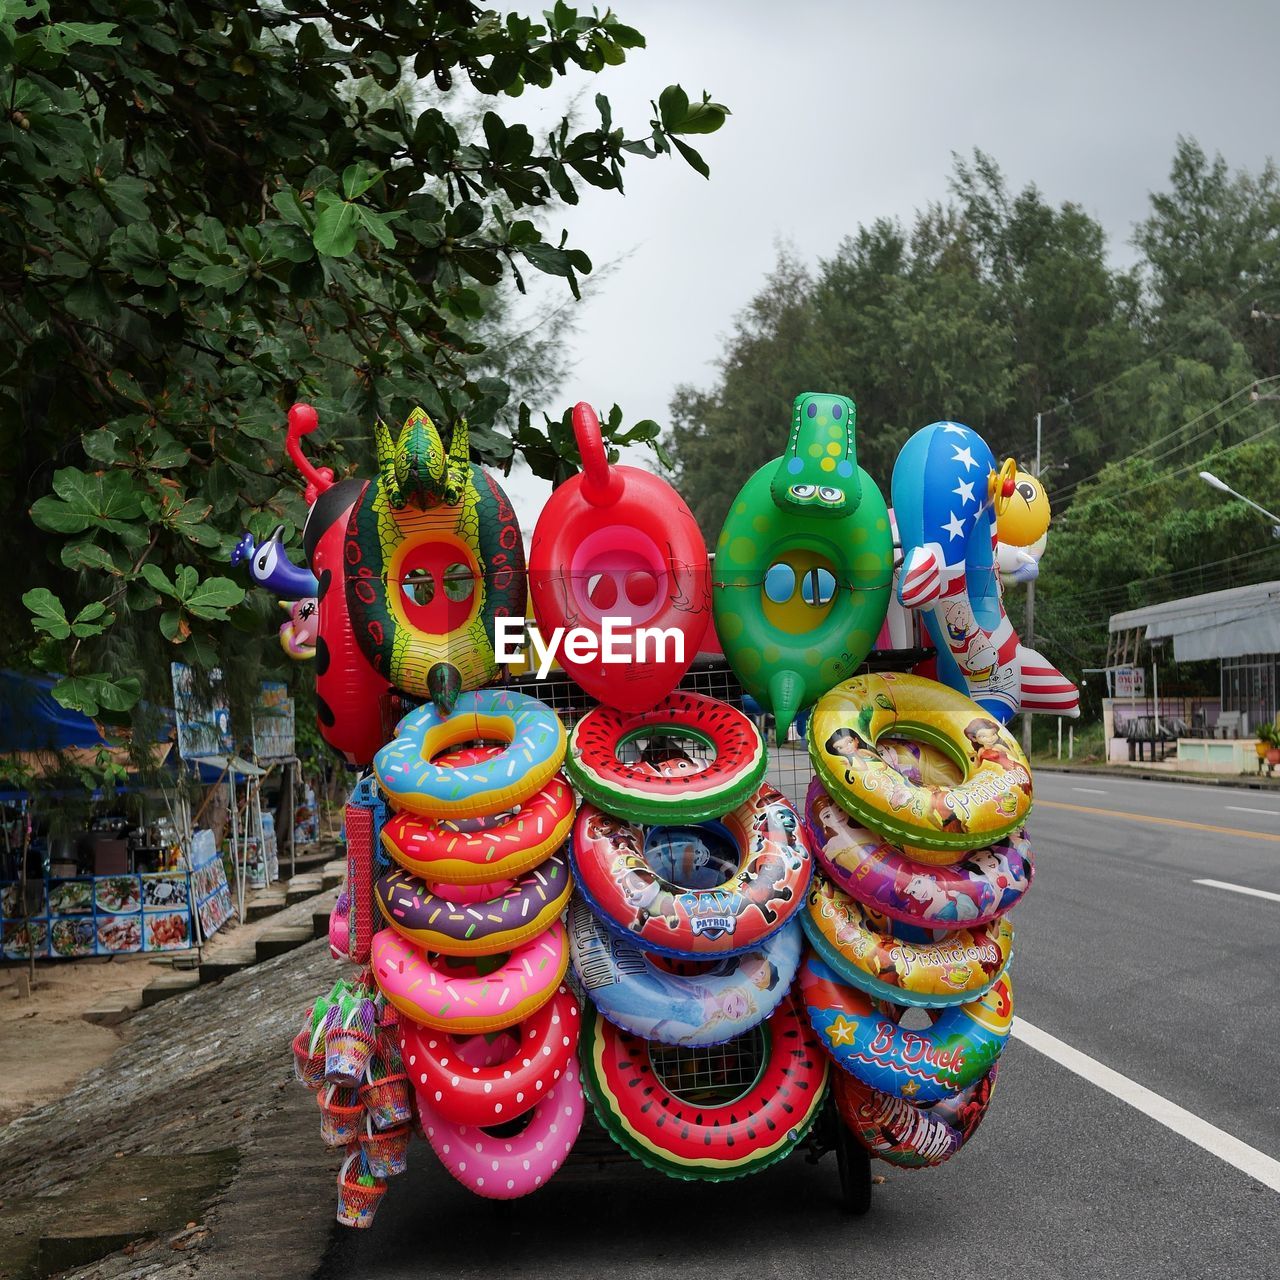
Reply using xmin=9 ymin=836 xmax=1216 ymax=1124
xmin=0 ymin=939 xmax=341 ymax=1280
xmin=1029 ymin=758 xmax=1280 ymax=789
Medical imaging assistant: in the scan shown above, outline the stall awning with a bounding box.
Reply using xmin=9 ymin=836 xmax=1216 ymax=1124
xmin=1108 ymin=581 xmax=1280 ymax=662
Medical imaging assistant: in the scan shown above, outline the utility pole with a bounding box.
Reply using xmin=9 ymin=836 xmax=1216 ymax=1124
xmin=1021 ymin=413 xmax=1041 ymax=756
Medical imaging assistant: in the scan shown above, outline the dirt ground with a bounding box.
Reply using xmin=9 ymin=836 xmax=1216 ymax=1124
xmin=0 ymin=960 xmax=139 ymax=1124
xmin=0 ymin=858 xmax=338 ymax=1128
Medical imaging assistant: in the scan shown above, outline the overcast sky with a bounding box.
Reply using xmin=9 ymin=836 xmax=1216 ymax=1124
xmin=489 ymin=0 xmax=1280 ymax=531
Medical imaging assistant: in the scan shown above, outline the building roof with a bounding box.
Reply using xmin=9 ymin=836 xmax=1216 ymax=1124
xmin=1109 ymin=581 xmax=1280 ymax=662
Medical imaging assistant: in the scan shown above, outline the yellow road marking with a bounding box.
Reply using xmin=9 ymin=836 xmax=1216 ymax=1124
xmin=1036 ymin=799 xmax=1280 ymax=843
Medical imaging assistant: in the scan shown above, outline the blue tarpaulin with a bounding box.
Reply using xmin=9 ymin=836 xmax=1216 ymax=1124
xmin=0 ymin=671 xmax=108 ymax=753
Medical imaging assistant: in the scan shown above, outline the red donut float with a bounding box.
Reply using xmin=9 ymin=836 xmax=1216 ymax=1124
xmin=381 ymin=759 xmax=576 ymax=886
xmin=579 ymin=995 xmax=829 ymax=1181
xmin=565 ymin=692 xmax=766 ymax=824
xmin=400 ymin=985 xmax=580 ymax=1126
xmin=528 ymin=402 xmax=711 ymax=712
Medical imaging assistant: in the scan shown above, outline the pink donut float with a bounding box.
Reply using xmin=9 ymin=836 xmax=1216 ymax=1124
xmin=417 ymin=1045 xmax=585 ymax=1200
xmin=805 ymin=780 xmax=1033 ymax=929
xmin=400 ymin=984 xmax=580 ymax=1126
xmin=370 ymin=922 xmax=569 ymax=1034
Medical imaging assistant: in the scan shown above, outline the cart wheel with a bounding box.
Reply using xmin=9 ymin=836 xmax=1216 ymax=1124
xmin=834 ymin=1121 xmax=872 ymax=1216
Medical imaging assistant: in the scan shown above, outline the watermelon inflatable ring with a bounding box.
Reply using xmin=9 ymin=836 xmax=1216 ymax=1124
xmin=566 ymin=692 xmax=766 ymax=825
xmin=579 ymin=995 xmax=828 ymax=1181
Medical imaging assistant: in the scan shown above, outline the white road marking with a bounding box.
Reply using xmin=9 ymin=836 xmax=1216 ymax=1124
xmin=1193 ymin=878 xmax=1280 ymax=904
xmin=1225 ymin=805 xmax=1280 ymax=817
xmin=1072 ymin=786 xmax=1108 ymax=795
xmin=1013 ymin=1018 xmax=1280 ymax=1194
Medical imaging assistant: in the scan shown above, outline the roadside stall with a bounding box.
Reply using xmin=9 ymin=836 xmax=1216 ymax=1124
xmin=0 ymin=670 xmax=199 ymax=960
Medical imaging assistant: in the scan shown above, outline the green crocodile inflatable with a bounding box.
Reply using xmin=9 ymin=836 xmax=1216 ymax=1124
xmin=714 ymin=392 xmax=893 ymax=744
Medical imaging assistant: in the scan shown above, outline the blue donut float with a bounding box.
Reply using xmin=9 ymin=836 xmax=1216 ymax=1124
xmin=374 ymin=688 xmax=566 ymax=819
xmin=567 ymin=897 xmax=801 ymax=1046
xmin=799 ymin=953 xmax=1013 ymax=1102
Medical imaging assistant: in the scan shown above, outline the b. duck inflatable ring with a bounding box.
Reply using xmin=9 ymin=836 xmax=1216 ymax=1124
xmin=566 ymin=692 xmax=765 ymax=825
xmin=800 ymin=953 xmax=1013 ymax=1103
xmin=570 ymin=784 xmax=811 ymax=958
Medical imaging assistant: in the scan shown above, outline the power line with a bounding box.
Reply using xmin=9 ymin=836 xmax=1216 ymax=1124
xmin=1049 ymin=378 xmax=1278 ymax=503
xmin=1034 ymin=282 xmax=1280 ymax=426
xmin=1042 ymin=553 xmax=1280 ymax=629
xmin=1025 ymin=284 xmax=1280 ymax=471
xmin=1050 ymin=543 xmax=1280 ymax=610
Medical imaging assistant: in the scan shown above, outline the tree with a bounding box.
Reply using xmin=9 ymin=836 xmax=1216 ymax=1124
xmin=2 ymin=0 xmax=727 ymax=722
xmin=668 ymin=250 xmax=816 ymax=533
xmin=668 ymin=153 xmax=1135 ymax=535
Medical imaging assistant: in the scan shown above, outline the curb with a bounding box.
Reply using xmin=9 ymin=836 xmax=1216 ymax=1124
xmin=1033 ymin=763 xmax=1280 ymax=790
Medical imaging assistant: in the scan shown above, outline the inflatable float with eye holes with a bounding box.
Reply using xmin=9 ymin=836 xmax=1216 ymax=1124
xmin=713 ymin=392 xmax=894 ymax=743
xmin=800 ymin=952 xmax=1013 ymax=1102
xmin=528 ymin=402 xmax=711 ymax=712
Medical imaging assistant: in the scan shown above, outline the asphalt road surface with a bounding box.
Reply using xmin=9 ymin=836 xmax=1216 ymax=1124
xmin=322 ymin=767 xmax=1280 ymax=1280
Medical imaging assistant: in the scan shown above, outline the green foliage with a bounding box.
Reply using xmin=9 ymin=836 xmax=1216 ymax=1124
xmin=1 ymin=1 xmax=727 ymax=721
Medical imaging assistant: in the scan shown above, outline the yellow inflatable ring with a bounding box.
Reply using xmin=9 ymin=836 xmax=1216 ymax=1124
xmin=808 ymin=673 xmax=1032 ymax=852
xmin=801 ymin=874 xmax=1013 ymax=1009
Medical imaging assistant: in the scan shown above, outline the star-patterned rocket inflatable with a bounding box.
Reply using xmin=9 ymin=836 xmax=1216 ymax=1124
xmin=890 ymin=421 xmax=1079 ymax=723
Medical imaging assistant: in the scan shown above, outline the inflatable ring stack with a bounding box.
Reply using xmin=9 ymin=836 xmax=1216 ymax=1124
xmin=801 ymin=671 xmax=1035 ymax=1168
xmin=364 ymin=687 xmax=586 ymax=1200
xmin=564 ymin=670 xmax=825 ymax=1182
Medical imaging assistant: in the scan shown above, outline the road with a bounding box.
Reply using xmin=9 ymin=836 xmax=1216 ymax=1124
xmin=321 ymin=768 xmax=1280 ymax=1279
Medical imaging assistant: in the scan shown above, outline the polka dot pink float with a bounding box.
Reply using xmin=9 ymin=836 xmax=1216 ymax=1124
xmin=399 ymin=985 xmax=580 ymax=1126
xmin=415 ymin=1033 xmax=586 ymax=1199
